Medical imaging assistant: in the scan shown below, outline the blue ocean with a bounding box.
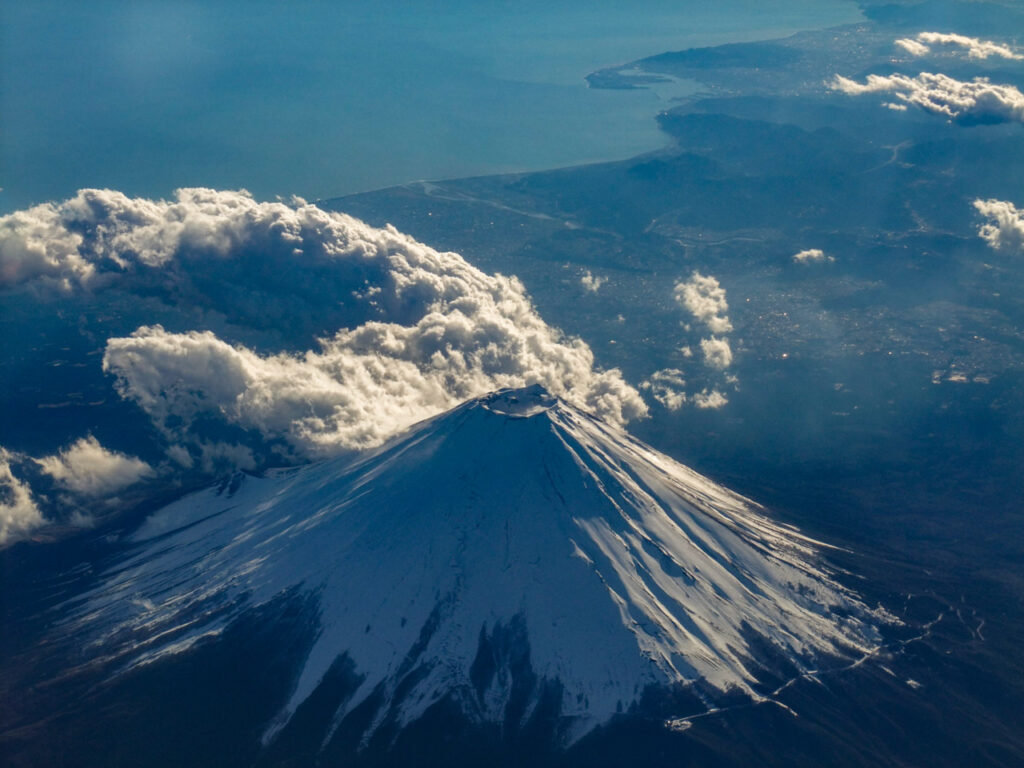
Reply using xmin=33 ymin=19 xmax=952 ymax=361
xmin=0 ymin=0 xmax=860 ymax=211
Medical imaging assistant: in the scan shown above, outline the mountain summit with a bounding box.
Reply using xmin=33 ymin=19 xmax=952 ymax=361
xmin=64 ymin=385 xmax=882 ymax=757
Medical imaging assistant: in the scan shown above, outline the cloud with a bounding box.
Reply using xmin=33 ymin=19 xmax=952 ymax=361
xmin=1 ymin=189 xmax=646 ymax=467
xmin=700 ymin=337 xmax=733 ymax=370
xmin=640 ymin=369 xmax=687 ymax=411
xmin=896 ymin=32 xmax=1022 ymax=61
xmin=793 ymin=248 xmax=834 ymax=264
xmin=0 ymin=437 xmax=154 ymax=547
xmin=674 ymin=272 xmax=732 ymax=334
xmin=36 ymin=436 xmax=154 ymax=497
xmin=661 ymin=272 xmax=738 ymax=407
xmin=974 ymin=199 xmax=1024 ymax=253
xmin=693 ymin=389 xmax=728 ymax=410
xmin=830 ymin=72 xmax=1024 ymax=124
xmin=895 ymin=38 xmax=931 ymax=57
xmin=0 ymin=188 xmax=564 ymax=343
xmin=1 ymin=188 xmax=336 ymax=292
xmin=0 ymin=449 xmax=45 ymax=546
xmin=580 ymin=270 xmax=607 ymax=292
xmin=104 ymin=310 xmax=646 ymax=458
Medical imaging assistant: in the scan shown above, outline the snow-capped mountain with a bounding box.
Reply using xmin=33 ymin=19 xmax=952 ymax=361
xmin=62 ymin=385 xmax=883 ymax=756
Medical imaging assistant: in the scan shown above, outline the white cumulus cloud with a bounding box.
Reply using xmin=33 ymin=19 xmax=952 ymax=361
xmin=792 ymin=248 xmax=834 ymax=264
xmin=0 ymin=449 xmax=45 ymax=546
xmin=693 ymin=389 xmax=729 ymax=410
xmin=896 ymin=32 xmax=1022 ymax=60
xmin=700 ymin=337 xmax=733 ymax=370
xmin=674 ymin=272 xmax=732 ymax=334
xmin=830 ymin=72 xmax=1024 ymax=124
xmin=36 ymin=436 xmax=154 ymax=497
xmin=974 ymin=199 xmax=1024 ymax=253
xmin=580 ymin=270 xmax=607 ymax=292
xmin=661 ymin=272 xmax=738 ymax=407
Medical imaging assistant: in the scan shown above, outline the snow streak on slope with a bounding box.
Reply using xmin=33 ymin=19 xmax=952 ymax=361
xmin=64 ymin=386 xmax=883 ymax=747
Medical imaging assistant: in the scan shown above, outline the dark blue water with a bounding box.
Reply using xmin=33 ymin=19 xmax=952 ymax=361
xmin=0 ymin=0 xmax=861 ymax=211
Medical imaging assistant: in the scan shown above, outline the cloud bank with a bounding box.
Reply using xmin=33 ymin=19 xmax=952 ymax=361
xmin=105 ymin=315 xmax=645 ymax=459
xmin=896 ymin=32 xmax=1022 ymax=61
xmin=830 ymin=72 xmax=1024 ymax=124
xmin=1 ymin=189 xmax=646 ymax=465
xmin=974 ymin=199 xmax=1024 ymax=253
xmin=0 ymin=188 xmax=568 ymax=343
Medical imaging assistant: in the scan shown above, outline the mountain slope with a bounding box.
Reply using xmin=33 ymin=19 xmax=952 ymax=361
xmin=62 ymin=385 xmax=884 ymax=754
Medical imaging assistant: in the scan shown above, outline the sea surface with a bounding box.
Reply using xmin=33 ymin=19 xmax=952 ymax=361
xmin=1 ymin=0 xmax=861 ymax=211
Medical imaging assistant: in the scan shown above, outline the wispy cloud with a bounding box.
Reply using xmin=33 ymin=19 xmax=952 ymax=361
xmin=675 ymin=272 xmax=733 ymax=335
